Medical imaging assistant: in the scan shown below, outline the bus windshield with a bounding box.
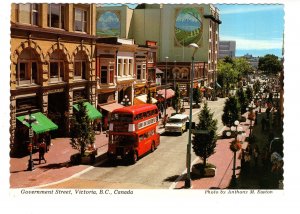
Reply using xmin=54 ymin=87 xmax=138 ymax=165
xmin=111 ymin=113 xmax=133 ymax=122
xmin=111 ymin=135 xmax=135 ymax=145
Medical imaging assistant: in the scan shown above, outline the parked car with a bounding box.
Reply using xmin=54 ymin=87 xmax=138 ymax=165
xmin=165 ymin=114 xmax=189 ymax=135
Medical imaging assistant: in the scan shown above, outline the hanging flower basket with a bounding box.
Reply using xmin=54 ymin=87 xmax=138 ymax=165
xmin=230 ymin=140 xmax=242 ymax=152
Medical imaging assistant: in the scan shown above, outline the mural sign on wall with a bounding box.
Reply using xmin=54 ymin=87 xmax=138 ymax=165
xmin=174 ymin=8 xmax=203 ymax=47
xmin=97 ymin=11 xmax=120 ymax=37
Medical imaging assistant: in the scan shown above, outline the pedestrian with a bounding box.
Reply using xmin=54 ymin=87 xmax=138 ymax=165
xmin=38 ymin=140 xmax=47 ymax=164
xmin=44 ymin=132 xmax=51 ymax=152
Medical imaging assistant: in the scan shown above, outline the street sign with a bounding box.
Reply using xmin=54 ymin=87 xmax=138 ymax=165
xmin=29 ymin=129 xmax=33 ymax=138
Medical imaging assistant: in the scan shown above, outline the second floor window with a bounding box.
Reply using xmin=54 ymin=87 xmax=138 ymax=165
xmin=74 ymin=61 xmax=86 ymax=80
xmin=100 ymin=63 xmax=114 ymax=84
xmin=49 ymin=61 xmax=64 ymax=82
xmin=100 ymin=66 xmax=108 ymax=83
xmin=74 ymin=8 xmax=87 ymax=32
xmin=48 ymin=4 xmax=65 ymax=29
xmin=117 ymin=57 xmax=134 ymax=77
xmin=136 ymin=63 xmax=146 ymax=80
xmin=18 ymin=4 xmax=39 ymax=25
xmin=16 ymin=61 xmax=38 ymax=86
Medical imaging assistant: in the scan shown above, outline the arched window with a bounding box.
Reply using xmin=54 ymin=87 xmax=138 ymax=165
xmin=16 ymin=48 xmax=39 ymax=86
xmin=74 ymin=51 xmax=88 ymax=80
xmin=49 ymin=50 xmax=66 ymax=82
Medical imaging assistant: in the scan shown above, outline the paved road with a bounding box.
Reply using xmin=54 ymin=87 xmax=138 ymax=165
xmin=45 ymin=98 xmax=226 ymax=189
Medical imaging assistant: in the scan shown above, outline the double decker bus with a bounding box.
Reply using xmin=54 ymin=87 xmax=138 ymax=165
xmin=108 ymin=104 xmax=160 ymax=164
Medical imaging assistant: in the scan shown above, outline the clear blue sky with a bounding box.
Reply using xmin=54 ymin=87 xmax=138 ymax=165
xmin=216 ymin=4 xmax=284 ymax=57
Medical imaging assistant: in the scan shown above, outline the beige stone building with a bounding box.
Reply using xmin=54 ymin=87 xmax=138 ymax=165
xmin=10 ymin=3 xmax=97 ymax=154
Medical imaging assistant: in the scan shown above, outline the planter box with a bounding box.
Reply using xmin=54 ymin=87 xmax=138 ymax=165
xmin=192 ymin=164 xmax=216 ymax=177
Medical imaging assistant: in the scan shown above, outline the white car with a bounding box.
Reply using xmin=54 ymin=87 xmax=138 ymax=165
xmin=165 ymin=114 xmax=189 ymax=135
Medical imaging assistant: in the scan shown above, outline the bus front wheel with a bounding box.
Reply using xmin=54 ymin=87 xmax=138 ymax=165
xmin=131 ymin=151 xmax=138 ymax=164
xmin=151 ymin=142 xmax=155 ymax=152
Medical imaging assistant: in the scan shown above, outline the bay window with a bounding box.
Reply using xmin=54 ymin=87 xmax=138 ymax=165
xmin=117 ymin=57 xmax=134 ymax=77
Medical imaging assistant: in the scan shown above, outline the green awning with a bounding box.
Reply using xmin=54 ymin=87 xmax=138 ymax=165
xmin=73 ymin=102 xmax=102 ymax=120
xmin=17 ymin=112 xmax=58 ymax=134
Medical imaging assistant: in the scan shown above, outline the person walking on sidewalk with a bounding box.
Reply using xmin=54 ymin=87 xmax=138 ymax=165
xmin=38 ymin=140 xmax=47 ymax=164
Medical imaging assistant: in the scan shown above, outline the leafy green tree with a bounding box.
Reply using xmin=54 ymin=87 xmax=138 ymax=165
xmin=217 ymin=60 xmax=238 ymax=96
xmin=193 ymin=86 xmax=201 ymax=108
xmin=258 ymin=54 xmax=283 ymax=74
xmin=172 ymin=83 xmax=181 ymax=113
xmin=222 ymin=96 xmax=240 ymax=127
xmin=223 ymin=56 xmax=234 ymax=64
xmin=246 ymin=86 xmax=253 ymax=103
xmin=192 ymin=103 xmax=218 ymax=168
xmin=233 ymin=57 xmax=254 ymax=78
xmin=236 ymin=87 xmax=248 ymax=114
xmin=70 ymin=100 xmax=95 ymax=157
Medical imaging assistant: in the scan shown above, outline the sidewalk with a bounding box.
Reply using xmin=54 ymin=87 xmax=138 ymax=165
xmin=10 ymin=132 xmax=109 ymax=188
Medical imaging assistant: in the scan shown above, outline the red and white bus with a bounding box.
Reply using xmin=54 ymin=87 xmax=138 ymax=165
xmin=107 ymin=104 xmax=160 ymax=164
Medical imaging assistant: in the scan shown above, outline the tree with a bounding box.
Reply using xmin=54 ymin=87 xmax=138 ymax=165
xmin=193 ymin=86 xmax=201 ymax=108
xmin=192 ymin=102 xmax=218 ymax=168
xmin=217 ymin=60 xmax=238 ymax=96
xmin=233 ymin=57 xmax=254 ymax=78
xmin=236 ymin=87 xmax=248 ymax=114
xmin=70 ymin=100 xmax=95 ymax=157
xmin=172 ymin=83 xmax=181 ymax=113
xmin=258 ymin=54 xmax=283 ymax=74
xmin=246 ymin=86 xmax=253 ymax=103
xmin=222 ymin=96 xmax=240 ymax=128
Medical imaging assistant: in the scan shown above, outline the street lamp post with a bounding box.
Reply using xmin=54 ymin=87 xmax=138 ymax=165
xmin=226 ymin=120 xmax=243 ymax=185
xmin=173 ymin=60 xmax=177 ymax=90
xmin=23 ymin=110 xmax=38 ymax=171
xmin=185 ymin=43 xmax=199 ymax=188
xmin=164 ymin=56 xmax=169 ymax=117
xmin=121 ymin=95 xmax=131 ymax=106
